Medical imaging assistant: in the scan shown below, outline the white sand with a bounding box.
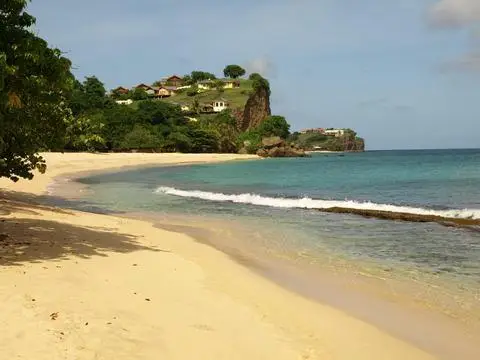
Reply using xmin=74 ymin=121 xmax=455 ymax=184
xmin=0 ymin=153 xmax=435 ymax=359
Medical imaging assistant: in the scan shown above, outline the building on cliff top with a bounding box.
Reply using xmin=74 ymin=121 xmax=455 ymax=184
xmin=200 ymin=99 xmax=229 ymax=113
xmin=299 ymin=128 xmax=345 ymax=137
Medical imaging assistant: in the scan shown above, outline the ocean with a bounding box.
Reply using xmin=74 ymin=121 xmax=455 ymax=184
xmin=54 ymin=149 xmax=480 ymax=357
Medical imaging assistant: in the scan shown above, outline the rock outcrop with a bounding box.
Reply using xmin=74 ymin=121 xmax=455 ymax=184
xmin=236 ymin=86 xmax=271 ymax=132
xmin=256 ymin=136 xmax=308 ymax=158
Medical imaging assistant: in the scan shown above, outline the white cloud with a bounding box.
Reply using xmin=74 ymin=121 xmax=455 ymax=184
xmin=429 ymin=0 xmax=480 ymax=72
xmin=429 ymin=0 xmax=480 ymax=27
xmin=244 ymin=57 xmax=276 ymax=77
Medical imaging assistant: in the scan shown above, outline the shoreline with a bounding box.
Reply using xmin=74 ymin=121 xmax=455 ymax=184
xmin=0 ymin=152 xmax=459 ymax=359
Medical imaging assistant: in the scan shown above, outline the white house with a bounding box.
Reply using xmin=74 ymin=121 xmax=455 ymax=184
xmin=212 ymin=100 xmax=228 ymax=112
xmin=324 ymin=129 xmax=345 ymax=137
xmin=115 ymin=99 xmax=133 ymax=105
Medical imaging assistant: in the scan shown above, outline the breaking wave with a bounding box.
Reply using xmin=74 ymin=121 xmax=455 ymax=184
xmin=155 ymin=186 xmax=480 ymax=220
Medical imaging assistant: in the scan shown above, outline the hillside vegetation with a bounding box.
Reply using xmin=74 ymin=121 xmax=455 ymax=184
xmin=289 ymin=130 xmax=365 ymax=152
xmin=163 ymin=79 xmax=253 ymax=110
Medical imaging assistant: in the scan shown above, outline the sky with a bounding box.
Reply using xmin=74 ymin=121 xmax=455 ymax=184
xmin=28 ymin=0 xmax=480 ymax=150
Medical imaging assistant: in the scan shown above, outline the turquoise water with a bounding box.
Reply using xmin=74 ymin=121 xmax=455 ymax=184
xmin=75 ymin=149 xmax=480 ymax=284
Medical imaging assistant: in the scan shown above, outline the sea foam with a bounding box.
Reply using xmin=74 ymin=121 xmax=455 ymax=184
xmin=155 ymin=186 xmax=480 ymax=220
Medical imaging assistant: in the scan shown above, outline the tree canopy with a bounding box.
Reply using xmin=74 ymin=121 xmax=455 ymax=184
xmin=0 ymin=0 xmax=74 ymax=181
xmin=258 ymin=116 xmax=290 ymax=139
xmin=190 ymin=71 xmax=216 ymax=83
xmin=223 ymin=65 xmax=246 ymax=79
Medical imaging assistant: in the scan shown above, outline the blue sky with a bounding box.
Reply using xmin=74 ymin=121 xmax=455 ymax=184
xmin=29 ymin=0 xmax=480 ymax=150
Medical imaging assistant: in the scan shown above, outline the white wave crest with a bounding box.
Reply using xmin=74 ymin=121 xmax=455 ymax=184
xmin=155 ymin=186 xmax=480 ymax=220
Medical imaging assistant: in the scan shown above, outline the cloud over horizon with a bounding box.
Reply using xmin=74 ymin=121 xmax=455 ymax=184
xmin=428 ymin=0 xmax=480 ymax=27
xmin=429 ymin=0 xmax=480 ymax=72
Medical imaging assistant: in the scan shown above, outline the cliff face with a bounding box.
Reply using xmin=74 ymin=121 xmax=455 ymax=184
xmin=235 ymin=86 xmax=271 ymax=132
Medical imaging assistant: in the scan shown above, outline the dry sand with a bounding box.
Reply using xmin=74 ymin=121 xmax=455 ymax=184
xmin=0 ymin=152 xmax=436 ymax=360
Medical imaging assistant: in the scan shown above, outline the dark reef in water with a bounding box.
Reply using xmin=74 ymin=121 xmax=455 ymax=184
xmin=319 ymin=207 xmax=480 ymax=231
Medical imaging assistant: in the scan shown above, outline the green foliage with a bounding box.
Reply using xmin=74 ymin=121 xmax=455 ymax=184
xmin=190 ymin=71 xmax=216 ymax=83
xmin=237 ymin=130 xmax=262 ymax=154
xmin=223 ymin=65 xmax=246 ymax=79
xmin=292 ymin=129 xmax=365 ymax=151
xmin=214 ymin=80 xmax=225 ymax=93
xmin=181 ymin=75 xmax=194 ymax=85
xmin=165 ymin=131 xmax=192 ymax=152
xmin=0 ymin=0 xmax=74 ymax=181
xmin=121 ymin=124 xmax=163 ymax=150
xmin=249 ymin=73 xmax=271 ymax=96
xmin=64 ymin=112 xmax=106 ymax=151
xmin=187 ymin=85 xmax=198 ymax=97
xmin=197 ymin=110 xmax=239 ymax=153
xmin=257 ymin=115 xmax=290 ymax=139
xmin=132 ymin=87 xmax=148 ymax=100
xmin=187 ymin=126 xmax=219 ymax=153
xmin=68 ymin=76 xmax=111 ymax=115
xmin=84 ymin=76 xmax=107 ymax=107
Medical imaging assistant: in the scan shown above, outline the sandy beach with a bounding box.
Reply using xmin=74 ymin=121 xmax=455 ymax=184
xmin=0 ymin=152 xmax=436 ymax=360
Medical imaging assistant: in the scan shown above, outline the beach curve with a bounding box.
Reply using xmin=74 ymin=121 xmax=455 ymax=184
xmin=0 ymin=152 xmax=437 ymax=359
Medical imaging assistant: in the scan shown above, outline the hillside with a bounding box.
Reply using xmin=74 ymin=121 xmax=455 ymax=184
xmin=289 ymin=130 xmax=365 ymax=152
xmin=161 ymin=79 xmax=253 ymax=110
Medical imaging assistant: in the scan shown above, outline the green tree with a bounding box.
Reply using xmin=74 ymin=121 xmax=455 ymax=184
xmin=181 ymin=74 xmax=194 ymax=85
xmin=132 ymin=87 xmax=148 ymax=100
xmin=214 ymin=80 xmax=225 ymax=93
xmin=101 ymin=104 xmax=137 ymax=149
xmin=187 ymin=85 xmax=198 ymax=97
xmin=0 ymin=0 xmax=74 ymax=181
xmin=165 ymin=131 xmax=192 ymax=152
xmin=223 ymin=64 xmax=246 ymax=79
xmin=248 ymin=73 xmax=259 ymax=81
xmin=249 ymin=73 xmax=271 ymax=95
xmin=197 ymin=110 xmax=239 ymax=153
xmin=64 ymin=112 xmax=106 ymax=151
xmin=257 ymin=115 xmax=290 ymax=139
xmin=237 ymin=130 xmax=262 ymax=154
xmin=83 ymin=76 xmax=106 ymax=108
xmin=121 ymin=124 xmax=162 ymax=150
xmin=190 ymin=71 xmax=216 ymax=83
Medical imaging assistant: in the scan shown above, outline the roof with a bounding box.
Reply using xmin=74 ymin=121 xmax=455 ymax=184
xmin=136 ymin=83 xmax=153 ymax=89
xmin=167 ymin=75 xmax=183 ymax=80
xmin=163 ymin=86 xmax=178 ymax=91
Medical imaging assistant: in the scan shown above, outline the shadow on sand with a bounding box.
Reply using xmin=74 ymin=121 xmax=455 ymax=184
xmin=0 ymin=191 xmax=164 ymax=266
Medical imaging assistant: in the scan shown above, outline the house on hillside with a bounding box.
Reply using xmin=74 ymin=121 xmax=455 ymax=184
xmin=197 ymin=80 xmax=215 ymax=90
xmin=154 ymin=86 xmax=177 ymax=98
xmin=222 ymin=79 xmax=240 ymax=89
xmin=324 ymin=129 xmax=345 ymax=137
xmin=197 ymin=79 xmax=240 ymax=90
xmin=166 ymin=75 xmax=183 ymax=87
xmin=112 ymin=86 xmax=130 ymax=95
xmin=200 ymin=99 xmax=229 ymax=113
xmin=135 ymin=84 xmax=155 ymax=96
xmin=299 ymin=128 xmax=325 ymax=134
xmin=213 ymin=99 xmax=228 ymax=112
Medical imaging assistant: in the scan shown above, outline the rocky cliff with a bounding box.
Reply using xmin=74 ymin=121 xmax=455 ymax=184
xmin=235 ymin=86 xmax=271 ymax=132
